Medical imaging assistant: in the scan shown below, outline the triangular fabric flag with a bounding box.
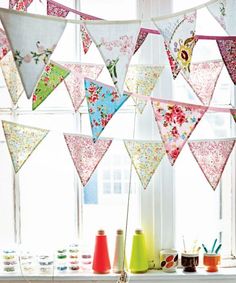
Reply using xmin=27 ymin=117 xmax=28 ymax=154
xmin=0 ymin=8 xmax=66 ymax=99
xmin=80 ymin=15 xmax=95 ymax=54
xmin=188 ymin=139 xmax=235 ymax=190
xmin=153 ymin=11 xmax=197 ymax=79
xmin=32 ymin=61 xmax=70 ymax=110
xmin=47 ymin=0 xmax=69 ymax=17
xmin=0 ymin=52 xmax=24 ymax=104
xmin=134 ymin=29 xmax=149 ymax=54
xmin=152 ymin=101 xmax=207 ymax=165
xmin=182 ymin=60 xmax=224 ymax=105
xmin=217 ymin=39 xmax=236 ymax=85
xmin=124 ymin=140 xmax=165 ymax=189
xmin=15 ymin=0 xmax=34 ymax=11
xmin=0 ymin=28 xmax=10 ymax=60
xmin=125 ymin=65 xmax=164 ymax=114
xmin=231 ymin=110 xmax=236 ymax=122
xmin=85 ymin=21 xmax=141 ymax=95
xmin=164 ymin=41 xmax=181 ymax=79
xmin=64 ymin=63 xmax=103 ymax=112
xmin=207 ymin=0 xmax=236 ymax=35
xmin=9 ymin=0 xmax=19 ymax=9
xmin=64 ymin=133 xmax=112 ymax=187
xmin=84 ymin=78 xmax=130 ymax=142
xmin=2 ymin=120 xmax=49 ymax=173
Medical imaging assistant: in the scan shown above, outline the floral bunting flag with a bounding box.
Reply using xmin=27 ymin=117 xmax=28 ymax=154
xmin=188 ymin=139 xmax=235 ymax=190
xmin=9 ymin=0 xmax=19 ymax=9
xmin=0 ymin=28 xmax=10 ymax=60
xmin=217 ymin=39 xmax=236 ymax=85
xmin=153 ymin=11 xmax=197 ymax=79
xmin=124 ymin=140 xmax=165 ymax=189
xmin=231 ymin=110 xmax=236 ymax=122
xmin=207 ymin=0 xmax=236 ymax=35
xmin=47 ymin=0 xmax=69 ymax=17
xmin=125 ymin=65 xmax=164 ymax=113
xmin=0 ymin=8 xmax=66 ymax=99
xmin=134 ymin=29 xmax=149 ymax=54
xmin=0 ymin=52 xmax=24 ymax=104
xmin=84 ymin=78 xmax=130 ymax=142
xmin=152 ymin=101 xmax=207 ymax=165
xmin=2 ymin=120 xmax=49 ymax=173
xmin=64 ymin=133 xmax=112 ymax=187
xmin=182 ymin=60 xmax=224 ymax=105
xmin=64 ymin=63 xmax=103 ymax=112
xmin=15 ymin=0 xmax=34 ymax=11
xmin=80 ymin=15 xmax=95 ymax=54
xmin=32 ymin=61 xmax=70 ymax=110
xmin=164 ymin=42 xmax=181 ymax=79
xmin=85 ymin=21 xmax=141 ymax=96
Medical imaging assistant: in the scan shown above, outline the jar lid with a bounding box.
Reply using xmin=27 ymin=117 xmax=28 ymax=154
xmin=98 ymin=229 xmax=105 ymax=235
xmin=117 ymin=229 xmax=123 ymax=235
xmin=135 ymin=229 xmax=143 ymax=234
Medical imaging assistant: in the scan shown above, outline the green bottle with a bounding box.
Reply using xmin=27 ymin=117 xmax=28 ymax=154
xmin=129 ymin=229 xmax=148 ymax=273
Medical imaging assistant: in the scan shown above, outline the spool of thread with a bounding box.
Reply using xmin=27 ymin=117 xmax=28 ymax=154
xmin=92 ymin=229 xmax=111 ymax=274
xmin=113 ymin=229 xmax=127 ymax=273
xmin=129 ymin=229 xmax=148 ymax=273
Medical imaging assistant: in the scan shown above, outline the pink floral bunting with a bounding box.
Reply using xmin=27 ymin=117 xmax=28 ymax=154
xmin=64 ymin=63 xmax=103 ymax=112
xmin=231 ymin=110 xmax=236 ymax=123
xmin=64 ymin=134 xmax=112 ymax=187
xmin=182 ymin=60 xmax=224 ymax=105
xmin=152 ymin=101 xmax=207 ymax=165
xmin=188 ymin=139 xmax=235 ymax=190
xmin=134 ymin=29 xmax=149 ymax=54
xmin=47 ymin=0 xmax=69 ymax=17
xmin=0 ymin=28 xmax=10 ymax=60
xmin=9 ymin=0 xmax=34 ymax=11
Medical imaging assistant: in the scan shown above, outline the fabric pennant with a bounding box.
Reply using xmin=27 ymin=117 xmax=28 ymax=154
xmin=125 ymin=65 xmax=164 ymax=114
xmin=0 ymin=28 xmax=10 ymax=60
xmin=0 ymin=8 xmax=66 ymax=99
xmin=47 ymin=0 xmax=69 ymax=17
xmin=152 ymin=101 xmax=207 ymax=165
xmin=0 ymin=51 xmax=24 ymax=104
xmin=64 ymin=133 xmax=112 ymax=187
xmin=80 ymin=15 xmax=95 ymax=54
xmin=64 ymin=63 xmax=103 ymax=112
xmin=164 ymin=42 xmax=181 ymax=79
xmin=2 ymin=120 xmax=49 ymax=173
xmin=9 ymin=0 xmax=19 ymax=9
xmin=153 ymin=11 xmax=197 ymax=79
xmin=32 ymin=61 xmax=70 ymax=110
xmin=182 ymin=60 xmax=224 ymax=105
xmin=189 ymin=139 xmax=235 ymax=190
xmin=85 ymin=21 xmax=141 ymax=95
xmin=231 ymin=110 xmax=236 ymax=122
xmin=217 ymin=39 xmax=236 ymax=85
xmin=15 ymin=0 xmax=34 ymax=11
xmin=207 ymin=0 xmax=236 ymax=35
xmin=134 ymin=29 xmax=149 ymax=54
xmin=124 ymin=140 xmax=165 ymax=189
xmin=84 ymin=78 xmax=130 ymax=142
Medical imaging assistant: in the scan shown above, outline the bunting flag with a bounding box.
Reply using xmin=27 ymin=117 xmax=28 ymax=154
xmin=0 ymin=8 xmax=66 ymax=99
xmin=9 ymin=0 xmax=19 ymax=9
xmin=64 ymin=63 xmax=103 ymax=112
xmin=64 ymin=134 xmax=112 ymax=187
xmin=152 ymin=101 xmax=207 ymax=165
xmin=80 ymin=15 xmax=95 ymax=54
xmin=85 ymin=21 xmax=141 ymax=95
xmin=134 ymin=29 xmax=149 ymax=54
xmin=84 ymin=78 xmax=130 ymax=142
xmin=0 ymin=52 xmax=24 ymax=104
xmin=124 ymin=140 xmax=165 ymax=189
xmin=125 ymin=65 xmax=164 ymax=113
xmin=153 ymin=11 xmax=197 ymax=79
xmin=164 ymin=42 xmax=181 ymax=79
xmin=188 ymin=139 xmax=235 ymax=190
xmin=32 ymin=61 xmax=70 ymax=110
xmin=0 ymin=28 xmax=10 ymax=60
xmin=182 ymin=60 xmax=224 ymax=105
xmin=15 ymin=0 xmax=34 ymax=11
xmin=231 ymin=110 xmax=236 ymax=122
xmin=2 ymin=120 xmax=49 ymax=173
xmin=47 ymin=0 xmax=69 ymax=17
xmin=217 ymin=39 xmax=236 ymax=85
xmin=207 ymin=0 xmax=236 ymax=35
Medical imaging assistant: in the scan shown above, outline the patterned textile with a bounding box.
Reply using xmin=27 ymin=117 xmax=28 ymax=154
xmin=46 ymin=0 xmax=69 ymax=17
xmin=0 ymin=28 xmax=10 ymax=60
xmin=230 ymin=110 xmax=236 ymax=122
xmin=134 ymin=29 xmax=149 ymax=54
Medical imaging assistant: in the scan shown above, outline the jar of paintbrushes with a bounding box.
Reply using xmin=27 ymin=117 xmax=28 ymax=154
xmin=202 ymin=239 xmax=221 ymax=272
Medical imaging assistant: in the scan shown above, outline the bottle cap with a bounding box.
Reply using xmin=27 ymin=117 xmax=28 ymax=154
xmin=98 ymin=229 xmax=105 ymax=235
xmin=116 ymin=229 xmax=123 ymax=235
xmin=135 ymin=229 xmax=143 ymax=234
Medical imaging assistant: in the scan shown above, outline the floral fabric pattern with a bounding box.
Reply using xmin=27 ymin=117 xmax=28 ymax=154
xmin=2 ymin=120 xmax=49 ymax=173
xmin=125 ymin=65 xmax=164 ymax=113
xmin=152 ymin=101 xmax=207 ymax=165
xmin=188 ymin=139 xmax=235 ymax=190
xmin=0 ymin=28 xmax=10 ymax=60
xmin=15 ymin=0 xmax=33 ymax=11
xmin=84 ymin=78 xmax=130 ymax=142
xmin=32 ymin=61 xmax=70 ymax=110
xmin=134 ymin=29 xmax=149 ymax=54
xmin=80 ymin=15 xmax=94 ymax=54
xmin=124 ymin=140 xmax=166 ymax=189
xmin=230 ymin=110 xmax=236 ymax=123
xmin=85 ymin=21 xmax=141 ymax=96
xmin=217 ymin=39 xmax=236 ymax=85
xmin=47 ymin=0 xmax=69 ymax=17
xmin=153 ymin=11 xmax=197 ymax=79
xmin=164 ymin=42 xmax=181 ymax=79
xmin=9 ymin=0 xmax=19 ymax=9
xmin=0 ymin=52 xmax=24 ymax=104
xmin=64 ymin=134 xmax=112 ymax=187
xmin=64 ymin=63 xmax=103 ymax=112
xmin=182 ymin=60 xmax=224 ymax=105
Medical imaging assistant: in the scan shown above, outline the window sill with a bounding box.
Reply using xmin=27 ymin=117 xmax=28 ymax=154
xmin=0 ymin=269 xmax=236 ymax=282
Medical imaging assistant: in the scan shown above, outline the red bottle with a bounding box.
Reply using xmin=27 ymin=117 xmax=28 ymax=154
xmin=92 ymin=230 xmax=111 ymax=273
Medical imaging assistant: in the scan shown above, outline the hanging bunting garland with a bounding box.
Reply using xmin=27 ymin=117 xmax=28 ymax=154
xmin=0 ymin=28 xmax=10 ymax=60
xmin=164 ymin=42 xmax=182 ymax=79
xmin=125 ymin=65 xmax=164 ymax=114
xmin=47 ymin=0 xmax=69 ymax=17
xmin=182 ymin=59 xmax=224 ymax=105
xmin=32 ymin=61 xmax=70 ymax=110
xmin=188 ymin=139 xmax=235 ymax=190
xmin=64 ymin=133 xmax=112 ymax=187
xmin=134 ymin=29 xmax=149 ymax=54
xmin=2 ymin=120 xmax=49 ymax=173
xmin=152 ymin=101 xmax=207 ymax=165
xmin=64 ymin=63 xmax=103 ymax=112
xmin=231 ymin=110 xmax=236 ymax=122
xmin=124 ymin=140 xmax=166 ymax=189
